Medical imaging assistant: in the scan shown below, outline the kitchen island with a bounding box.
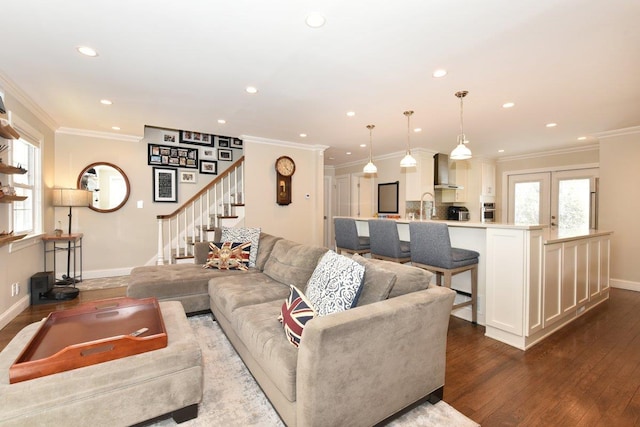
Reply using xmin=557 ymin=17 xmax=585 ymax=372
xmin=339 ymin=217 xmax=612 ymax=350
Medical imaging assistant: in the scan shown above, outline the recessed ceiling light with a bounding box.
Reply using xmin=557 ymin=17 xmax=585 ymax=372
xmin=77 ymin=46 xmax=98 ymax=57
xmin=498 ymin=149 xmax=505 ymax=153
xmin=299 ymin=133 xmax=307 ymax=138
xmin=305 ymin=13 xmax=326 ymax=28
xmin=360 ymin=144 xmax=367 ymax=148
xmin=546 ymin=123 xmax=557 ymax=128
xmin=245 ymin=86 xmax=258 ymax=94
xmin=100 ymin=99 xmax=112 ymax=105
xmin=217 ymin=119 xmax=226 ymax=124
xmin=413 ymin=128 xmax=422 ymax=133
xmin=577 ymin=136 xmax=587 ymax=141
xmin=346 ymin=152 xmax=352 ymax=155
xmin=111 ymin=126 xmax=120 ymax=131
xmin=432 ymin=69 xmax=447 ymax=78
xmin=502 ymin=102 xmax=515 ymax=108
xmin=346 ymin=111 xmax=355 ymax=117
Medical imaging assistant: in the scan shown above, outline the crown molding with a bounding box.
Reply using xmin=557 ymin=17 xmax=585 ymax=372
xmin=0 ymin=70 xmax=59 ymax=131
xmin=333 ymin=147 xmax=437 ymax=169
xmin=241 ymin=135 xmax=329 ymax=152
xmin=56 ymin=127 xmax=142 ymax=143
xmin=496 ymin=143 xmax=600 ymax=163
xmin=595 ymin=126 xmax=640 ymax=139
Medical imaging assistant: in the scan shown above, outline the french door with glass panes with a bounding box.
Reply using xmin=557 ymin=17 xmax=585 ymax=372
xmin=507 ymin=168 xmax=598 ymax=230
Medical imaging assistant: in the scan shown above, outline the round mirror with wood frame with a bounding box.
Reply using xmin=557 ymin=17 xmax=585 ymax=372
xmin=77 ymin=162 xmax=130 ymax=213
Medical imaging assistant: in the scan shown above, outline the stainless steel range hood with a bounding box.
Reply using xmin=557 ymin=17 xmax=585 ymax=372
xmin=433 ymin=153 xmax=463 ymax=190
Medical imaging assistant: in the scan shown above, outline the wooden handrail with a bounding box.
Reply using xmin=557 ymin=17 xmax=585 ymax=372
xmin=157 ymin=156 xmax=244 ymax=220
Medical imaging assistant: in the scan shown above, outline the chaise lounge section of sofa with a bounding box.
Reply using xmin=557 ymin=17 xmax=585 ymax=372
xmin=128 ymin=232 xmax=455 ymax=427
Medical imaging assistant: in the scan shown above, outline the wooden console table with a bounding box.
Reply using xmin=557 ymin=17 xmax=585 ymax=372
xmin=42 ymin=233 xmax=84 ymax=284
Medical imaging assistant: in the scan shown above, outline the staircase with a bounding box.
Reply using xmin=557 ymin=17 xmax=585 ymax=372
xmin=156 ymin=156 xmax=245 ymax=264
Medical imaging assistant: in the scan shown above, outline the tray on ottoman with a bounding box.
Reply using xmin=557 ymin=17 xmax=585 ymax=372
xmin=10 ymin=297 xmax=167 ymax=384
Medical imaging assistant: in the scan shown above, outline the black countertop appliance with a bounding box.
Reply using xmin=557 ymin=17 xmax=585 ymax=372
xmin=447 ymin=206 xmax=470 ymax=221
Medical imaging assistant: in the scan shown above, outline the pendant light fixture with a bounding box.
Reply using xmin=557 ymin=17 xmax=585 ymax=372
xmin=400 ymin=110 xmax=417 ymax=167
xmin=450 ymin=90 xmax=472 ymax=160
xmin=363 ymin=124 xmax=378 ymax=174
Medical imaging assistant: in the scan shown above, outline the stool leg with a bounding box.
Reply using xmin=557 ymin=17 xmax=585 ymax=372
xmin=443 ymin=271 xmax=452 ymax=289
xmin=436 ymin=272 xmax=442 ymax=286
xmin=471 ymin=265 xmax=478 ymax=324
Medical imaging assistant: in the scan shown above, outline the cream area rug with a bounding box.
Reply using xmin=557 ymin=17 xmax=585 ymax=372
xmin=150 ymin=314 xmax=479 ymax=427
xmin=75 ymin=275 xmax=129 ymax=291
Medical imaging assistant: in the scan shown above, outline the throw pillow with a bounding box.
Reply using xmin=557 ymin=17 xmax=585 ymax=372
xmin=305 ymin=250 xmax=365 ymax=316
xmin=350 ymin=254 xmax=397 ymax=306
xmin=278 ymin=285 xmax=316 ymax=348
xmin=203 ymin=241 xmax=251 ymax=271
xmin=221 ymin=226 xmax=261 ymax=267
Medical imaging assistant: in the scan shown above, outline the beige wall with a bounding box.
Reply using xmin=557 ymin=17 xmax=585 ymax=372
xmin=0 ymin=84 xmax=56 ymax=327
xmin=243 ymin=137 xmax=326 ymax=246
xmin=599 ymin=130 xmax=640 ymax=289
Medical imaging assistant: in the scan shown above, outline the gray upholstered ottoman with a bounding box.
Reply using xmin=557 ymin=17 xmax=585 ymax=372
xmin=0 ymin=301 xmax=203 ymax=426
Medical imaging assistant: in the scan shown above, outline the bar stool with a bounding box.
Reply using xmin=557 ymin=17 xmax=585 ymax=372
xmin=409 ymin=222 xmax=479 ymax=324
xmin=368 ymin=219 xmax=411 ymax=263
xmin=334 ymin=218 xmax=370 ymax=255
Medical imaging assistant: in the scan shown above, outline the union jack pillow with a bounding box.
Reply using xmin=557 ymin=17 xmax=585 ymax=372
xmin=203 ymin=241 xmax=251 ymax=270
xmin=278 ymin=285 xmax=316 ymax=348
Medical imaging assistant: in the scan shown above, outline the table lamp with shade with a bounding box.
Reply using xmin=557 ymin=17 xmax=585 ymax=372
xmin=51 ymin=188 xmax=91 ymax=287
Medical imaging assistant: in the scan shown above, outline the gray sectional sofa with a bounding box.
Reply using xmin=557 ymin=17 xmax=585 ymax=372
xmin=127 ymin=232 xmax=455 ymax=427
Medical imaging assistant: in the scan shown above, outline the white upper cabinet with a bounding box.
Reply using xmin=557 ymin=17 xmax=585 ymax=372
xmin=481 ymin=162 xmax=496 ymax=196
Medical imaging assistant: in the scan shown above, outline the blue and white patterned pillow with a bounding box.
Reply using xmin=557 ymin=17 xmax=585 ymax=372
xmin=305 ymin=250 xmax=365 ymax=316
xmin=221 ymin=226 xmax=261 ymax=267
xmin=278 ymin=285 xmax=316 ymax=348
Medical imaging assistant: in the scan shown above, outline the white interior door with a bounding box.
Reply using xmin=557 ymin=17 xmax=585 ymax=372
xmin=336 ymin=175 xmax=350 ymax=217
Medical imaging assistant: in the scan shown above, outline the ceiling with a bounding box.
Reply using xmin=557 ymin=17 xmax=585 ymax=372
xmin=2 ymin=0 xmax=639 ymax=166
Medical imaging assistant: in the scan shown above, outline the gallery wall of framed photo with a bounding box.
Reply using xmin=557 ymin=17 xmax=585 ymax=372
xmin=144 ymin=125 xmax=244 ymax=202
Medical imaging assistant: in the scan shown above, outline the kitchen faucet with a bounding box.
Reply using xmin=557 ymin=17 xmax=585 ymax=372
xmin=420 ymin=192 xmax=436 ymax=220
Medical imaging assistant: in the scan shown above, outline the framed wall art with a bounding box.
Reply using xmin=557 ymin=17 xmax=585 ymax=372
xmin=153 ymin=167 xmax=178 ymax=202
xmin=180 ymin=130 xmax=213 ymax=146
xmin=218 ymin=149 xmax=233 ymax=161
xmin=231 ymin=138 xmax=243 ymax=149
xmin=199 ymin=160 xmax=218 ymax=175
xmin=201 ymin=147 xmax=216 ymax=160
xmin=217 ymin=136 xmax=231 ymax=148
xmin=148 ymin=143 xmax=198 ymax=169
xmin=161 ymin=130 xmax=179 ymax=143
xmin=179 ymin=170 xmax=197 ymax=183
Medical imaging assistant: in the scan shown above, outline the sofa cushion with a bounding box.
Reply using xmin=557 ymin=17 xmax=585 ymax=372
xmin=278 ymin=285 xmax=316 ymax=348
xmin=204 ymin=241 xmax=251 ymax=270
xmin=232 ymin=299 xmax=299 ymax=402
xmin=255 ymin=233 xmax=282 ymax=271
xmin=305 ymin=251 xmax=365 ymax=316
xmin=208 ymin=273 xmax=290 ymax=321
xmin=128 ymin=264 xmax=258 ymax=302
xmin=221 ymin=226 xmax=261 ymax=267
xmin=263 ymin=239 xmax=329 ymax=292
xmin=351 ymin=254 xmax=397 ymax=306
xmin=364 ymin=258 xmax=433 ymax=298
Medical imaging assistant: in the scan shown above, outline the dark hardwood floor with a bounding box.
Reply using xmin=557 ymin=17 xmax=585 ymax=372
xmin=1 ymin=287 xmax=639 ymax=426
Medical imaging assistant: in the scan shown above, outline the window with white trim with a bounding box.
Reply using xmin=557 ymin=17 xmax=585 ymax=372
xmin=10 ymin=119 xmax=42 ymax=235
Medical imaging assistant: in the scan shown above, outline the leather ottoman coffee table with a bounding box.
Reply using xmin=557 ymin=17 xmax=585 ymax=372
xmin=0 ymin=300 xmax=203 ymax=426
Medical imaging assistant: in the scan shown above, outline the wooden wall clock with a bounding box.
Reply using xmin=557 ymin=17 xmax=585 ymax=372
xmin=275 ymin=156 xmax=295 ymax=205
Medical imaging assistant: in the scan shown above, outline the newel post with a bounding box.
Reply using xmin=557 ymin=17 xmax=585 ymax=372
xmin=157 ymin=217 xmax=165 ymax=265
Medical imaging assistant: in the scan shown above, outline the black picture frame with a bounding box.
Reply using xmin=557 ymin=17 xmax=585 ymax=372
xmin=218 ymin=149 xmax=233 ymax=161
xmin=378 ymin=181 xmax=399 ymax=213
xmin=148 ymin=143 xmax=198 ymax=169
xmin=231 ymin=138 xmax=243 ymax=149
xmin=153 ymin=167 xmax=178 ymax=203
xmin=180 ymin=130 xmax=213 ymax=146
xmin=217 ymin=136 xmax=231 ymax=148
xmin=199 ymin=160 xmax=218 ymax=175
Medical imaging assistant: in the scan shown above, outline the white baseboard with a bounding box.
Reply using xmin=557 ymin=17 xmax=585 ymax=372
xmin=82 ymin=267 xmax=133 ymax=280
xmin=611 ymin=278 xmax=640 ymax=292
xmin=0 ymin=296 xmax=30 ymax=331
